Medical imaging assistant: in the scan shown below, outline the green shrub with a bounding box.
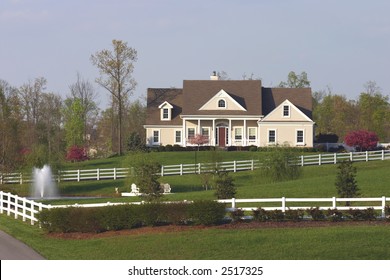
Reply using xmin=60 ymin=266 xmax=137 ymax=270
xmin=285 ymin=209 xmax=304 ymax=222
xmin=327 ymin=209 xmax=343 ymax=222
xmin=347 ymin=208 xmax=377 ymax=221
xmin=252 ymin=208 xmax=269 ymax=222
xmin=188 ymin=200 xmax=226 ymax=225
xmin=160 ymin=202 xmax=191 ymax=225
xmin=230 ymin=209 xmax=245 ymax=222
xmin=139 ymin=203 xmax=165 ymax=226
xmin=268 ymin=210 xmax=285 ymax=221
xmin=308 ymin=207 xmax=326 ymax=221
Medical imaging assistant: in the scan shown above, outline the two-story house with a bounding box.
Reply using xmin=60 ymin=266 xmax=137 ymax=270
xmin=144 ymin=73 xmax=315 ymax=148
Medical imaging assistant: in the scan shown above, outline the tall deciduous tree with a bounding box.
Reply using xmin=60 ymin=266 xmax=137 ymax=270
xmin=279 ymin=71 xmax=311 ymax=88
xmin=90 ymin=40 xmax=138 ymax=155
xmin=63 ymin=98 xmax=84 ymax=147
xmin=68 ymin=73 xmax=99 ymax=141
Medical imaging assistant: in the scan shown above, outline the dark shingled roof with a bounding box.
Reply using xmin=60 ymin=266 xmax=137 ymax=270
xmin=182 ymin=80 xmax=262 ymax=116
xmin=145 ymin=80 xmax=313 ymax=125
xmin=262 ymin=87 xmax=313 ymax=119
xmin=145 ymin=88 xmax=183 ymax=125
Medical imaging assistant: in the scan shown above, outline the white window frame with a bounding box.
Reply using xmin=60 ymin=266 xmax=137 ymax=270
xmin=234 ymin=127 xmax=243 ymax=140
xmin=248 ymin=127 xmax=257 ymax=141
xmin=283 ymin=104 xmax=290 ymax=118
xmin=268 ymin=129 xmax=277 ymax=145
xmin=160 ymin=107 xmax=171 ymax=121
xmin=187 ymin=127 xmax=195 ymax=140
xmin=296 ymin=129 xmax=304 ymax=146
xmin=217 ymin=98 xmax=226 ymax=109
xmin=152 ymin=130 xmax=160 ymax=145
xmin=174 ymin=129 xmax=182 ymax=144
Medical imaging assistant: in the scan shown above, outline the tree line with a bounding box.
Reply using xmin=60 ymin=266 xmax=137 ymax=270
xmin=1 ymin=40 xmax=390 ymax=172
xmin=0 ymin=41 xmax=145 ymax=172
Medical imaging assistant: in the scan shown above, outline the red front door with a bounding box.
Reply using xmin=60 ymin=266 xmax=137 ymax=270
xmin=218 ymin=127 xmax=226 ymax=147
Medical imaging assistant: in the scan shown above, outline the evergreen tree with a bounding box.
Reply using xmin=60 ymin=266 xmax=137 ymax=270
xmin=335 ymin=160 xmax=359 ymax=206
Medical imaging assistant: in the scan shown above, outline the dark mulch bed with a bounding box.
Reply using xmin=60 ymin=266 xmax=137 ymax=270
xmin=48 ymin=220 xmax=389 ymax=240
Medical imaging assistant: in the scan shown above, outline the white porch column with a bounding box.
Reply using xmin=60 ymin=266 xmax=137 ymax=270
xmin=212 ymin=119 xmax=216 ymax=146
xmin=197 ymin=119 xmax=201 ymax=134
xmin=243 ymin=119 xmax=247 ymax=146
xmin=182 ymin=118 xmax=186 ymax=147
xmin=228 ymin=119 xmax=232 ymax=146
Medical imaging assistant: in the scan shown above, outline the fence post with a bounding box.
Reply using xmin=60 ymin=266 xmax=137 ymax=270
xmin=7 ymin=194 xmax=11 ymax=216
xmin=332 ymin=197 xmax=337 ymax=209
xmin=334 ymin=153 xmax=337 ymax=164
xmin=301 ymin=155 xmax=304 ymax=167
xmin=180 ymin=164 xmax=183 ymax=175
xmin=251 ymin=159 xmax=254 ymax=170
xmin=233 ymin=160 xmax=237 ymax=172
xmin=14 ymin=195 xmax=18 ymax=219
xmin=77 ymin=170 xmax=80 ymax=182
xmin=0 ymin=191 xmax=3 ymax=214
xmin=113 ymin=168 xmax=117 ymax=180
xmin=350 ymin=152 xmax=353 ymax=161
xmin=97 ymin=168 xmax=100 ymax=181
xmin=232 ymin=198 xmax=236 ymax=209
xmin=282 ymin=197 xmax=286 ymax=212
xmin=30 ymin=201 xmax=35 ymax=225
xmin=198 ymin=163 xmax=201 ymax=174
xmin=382 ymin=196 xmax=386 ymax=219
xmin=22 ymin=197 xmax=26 ymax=222
xmin=161 ymin=165 xmax=164 ymax=177
xmin=318 ymin=154 xmax=322 ymax=166
xmin=366 ymin=151 xmax=369 ymax=162
xmin=20 ymin=173 xmax=23 ymax=185
xmin=382 ymin=150 xmax=385 ymax=161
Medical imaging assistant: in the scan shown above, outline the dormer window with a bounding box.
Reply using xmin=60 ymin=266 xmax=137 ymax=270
xmin=158 ymin=101 xmax=173 ymax=121
xmin=218 ymin=99 xmax=226 ymax=108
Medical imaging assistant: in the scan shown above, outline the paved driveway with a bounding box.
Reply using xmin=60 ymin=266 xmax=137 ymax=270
xmin=0 ymin=230 xmax=45 ymax=260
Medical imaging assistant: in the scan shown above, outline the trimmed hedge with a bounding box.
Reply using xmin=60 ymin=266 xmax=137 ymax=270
xmin=38 ymin=200 xmax=225 ymax=233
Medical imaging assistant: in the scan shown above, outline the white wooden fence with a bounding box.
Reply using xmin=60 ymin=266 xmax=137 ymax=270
xmin=218 ymin=196 xmax=390 ymax=218
xmin=1 ymin=150 xmax=389 ymax=184
xmin=1 ymin=191 xmax=389 ymax=226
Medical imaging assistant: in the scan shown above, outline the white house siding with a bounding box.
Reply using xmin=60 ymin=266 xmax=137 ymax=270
xmin=258 ymin=123 xmax=314 ymax=147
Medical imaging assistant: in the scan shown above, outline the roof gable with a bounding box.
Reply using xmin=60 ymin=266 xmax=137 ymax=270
xmin=158 ymin=101 xmax=174 ymax=109
xmin=261 ymin=99 xmax=313 ymax=122
xmin=198 ymin=89 xmax=247 ymax=111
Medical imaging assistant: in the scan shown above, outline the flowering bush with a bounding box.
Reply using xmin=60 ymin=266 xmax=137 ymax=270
xmin=66 ymin=145 xmax=88 ymax=162
xmin=344 ymin=130 xmax=379 ymax=151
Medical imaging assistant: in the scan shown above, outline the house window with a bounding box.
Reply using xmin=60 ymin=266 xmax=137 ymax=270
xmin=218 ymin=99 xmax=226 ymax=108
xmin=283 ymin=105 xmax=290 ymax=117
xmin=268 ymin=130 xmax=276 ymax=144
xmin=175 ymin=130 xmax=181 ymax=144
xmin=234 ymin=127 xmax=242 ymax=140
xmin=248 ymin=127 xmax=257 ymax=140
xmin=153 ymin=130 xmax=160 ymax=144
xmin=296 ymin=130 xmax=304 ymax=145
xmin=162 ymin=108 xmax=169 ymax=119
xmin=188 ymin=128 xmax=195 ymax=139
xmin=202 ymin=127 xmax=209 ymax=138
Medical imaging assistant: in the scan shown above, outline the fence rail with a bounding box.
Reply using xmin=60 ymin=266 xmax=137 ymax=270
xmin=1 ymin=150 xmax=389 ymax=184
xmin=218 ymin=196 xmax=390 ymax=218
xmin=1 ymin=191 xmax=389 ymax=226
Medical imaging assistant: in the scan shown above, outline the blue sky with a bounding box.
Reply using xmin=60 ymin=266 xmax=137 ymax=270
xmin=1 ymin=0 xmax=390 ymax=108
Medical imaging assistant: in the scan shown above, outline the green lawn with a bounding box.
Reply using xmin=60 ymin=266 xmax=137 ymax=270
xmin=1 ymin=151 xmax=390 ymax=259
xmin=1 ymin=214 xmax=389 ymax=259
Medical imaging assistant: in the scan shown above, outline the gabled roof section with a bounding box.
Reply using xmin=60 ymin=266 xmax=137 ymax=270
xmin=198 ymin=89 xmax=247 ymax=111
xmin=182 ymin=80 xmax=262 ymax=116
xmin=145 ymin=88 xmax=183 ymax=125
xmin=260 ymin=99 xmax=314 ymax=122
xmin=158 ymin=101 xmax=174 ymax=109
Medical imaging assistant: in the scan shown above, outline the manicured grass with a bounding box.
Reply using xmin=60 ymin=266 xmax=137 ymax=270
xmin=2 ymin=151 xmax=390 ymax=260
xmin=1 ymin=215 xmax=389 ymax=259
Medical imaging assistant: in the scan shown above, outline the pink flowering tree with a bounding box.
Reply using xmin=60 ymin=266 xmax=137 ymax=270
xmin=344 ymin=130 xmax=379 ymax=151
xmin=66 ymin=145 xmax=89 ymax=162
xmin=188 ymin=134 xmax=209 ymax=151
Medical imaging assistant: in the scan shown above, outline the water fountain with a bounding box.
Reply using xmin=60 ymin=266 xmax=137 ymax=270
xmin=31 ymin=165 xmax=59 ymax=199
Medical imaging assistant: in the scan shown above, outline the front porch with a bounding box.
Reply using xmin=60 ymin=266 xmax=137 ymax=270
xmin=182 ymin=117 xmax=260 ymax=147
